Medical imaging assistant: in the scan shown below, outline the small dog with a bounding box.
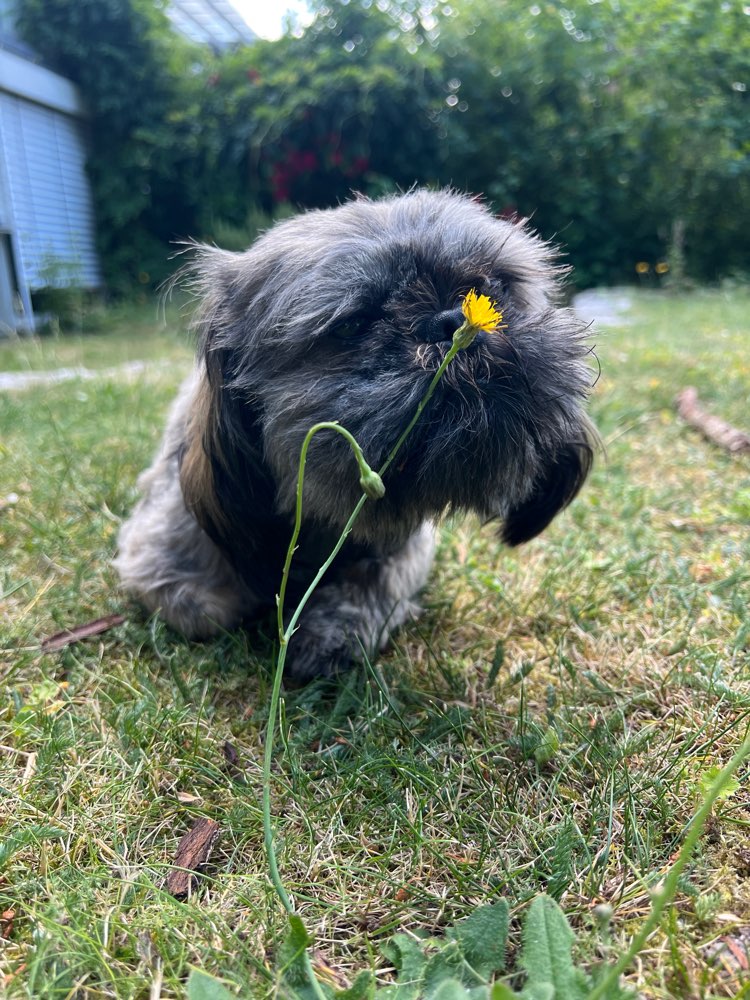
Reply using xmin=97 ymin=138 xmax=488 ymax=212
xmin=115 ymin=190 xmax=596 ymax=679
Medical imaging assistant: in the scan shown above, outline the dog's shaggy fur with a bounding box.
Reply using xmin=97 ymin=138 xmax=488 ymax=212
xmin=115 ymin=190 xmax=596 ymax=679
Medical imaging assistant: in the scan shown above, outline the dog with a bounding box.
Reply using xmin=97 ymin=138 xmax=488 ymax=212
xmin=115 ymin=189 xmax=596 ymax=680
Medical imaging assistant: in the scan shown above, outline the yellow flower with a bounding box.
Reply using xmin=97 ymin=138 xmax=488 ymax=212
xmin=461 ymin=289 xmax=503 ymax=333
xmin=655 ymin=262 xmax=669 ymax=274
xmin=635 ymin=261 xmax=650 ymax=275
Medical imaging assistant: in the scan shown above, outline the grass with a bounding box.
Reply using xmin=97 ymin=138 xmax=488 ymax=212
xmin=1 ymin=285 xmax=749 ymax=998
xmin=0 ymin=299 xmax=191 ymax=373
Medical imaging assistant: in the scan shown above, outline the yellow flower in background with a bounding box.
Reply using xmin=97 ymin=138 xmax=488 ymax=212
xmin=461 ymin=289 xmax=503 ymax=333
xmin=635 ymin=261 xmax=650 ymax=275
xmin=655 ymin=262 xmax=670 ymax=274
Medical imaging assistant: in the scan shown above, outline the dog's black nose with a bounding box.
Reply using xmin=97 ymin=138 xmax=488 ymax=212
xmin=422 ymin=308 xmax=466 ymax=344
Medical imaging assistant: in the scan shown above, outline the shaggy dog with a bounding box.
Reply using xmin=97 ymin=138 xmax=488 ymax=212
xmin=115 ymin=190 xmax=596 ymax=679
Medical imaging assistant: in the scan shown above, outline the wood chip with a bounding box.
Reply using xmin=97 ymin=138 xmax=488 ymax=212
xmin=676 ymin=387 xmax=750 ymax=455
xmin=165 ymin=818 xmax=221 ymax=898
xmin=1 ymin=909 xmax=15 ymax=939
xmin=41 ymin=613 xmax=126 ymax=653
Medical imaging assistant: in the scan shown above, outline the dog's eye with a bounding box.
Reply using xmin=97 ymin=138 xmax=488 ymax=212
xmin=460 ymin=276 xmax=493 ymax=300
xmin=328 ymin=317 xmax=369 ymax=341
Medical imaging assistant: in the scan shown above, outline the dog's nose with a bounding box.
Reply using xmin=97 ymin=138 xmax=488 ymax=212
xmin=421 ymin=308 xmax=467 ymax=344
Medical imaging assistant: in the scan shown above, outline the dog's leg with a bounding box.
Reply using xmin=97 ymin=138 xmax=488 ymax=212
xmin=115 ymin=454 xmax=256 ymax=638
xmin=285 ymin=522 xmax=437 ymax=680
xmin=115 ymin=378 xmax=258 ymax=638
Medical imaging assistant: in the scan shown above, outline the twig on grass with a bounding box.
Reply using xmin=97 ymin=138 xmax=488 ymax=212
xmin=40 ymin=613 xmax=126 ymax=653
xmin=676 ymin=387 xmax=750 ymax=455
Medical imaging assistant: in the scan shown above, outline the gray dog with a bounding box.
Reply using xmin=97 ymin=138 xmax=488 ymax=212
xmin=115 ymin=190 xmax=596 ymax=679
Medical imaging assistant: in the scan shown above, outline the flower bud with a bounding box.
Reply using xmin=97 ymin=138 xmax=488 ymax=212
xmin=359 ymin=468 xmax=386 ymax=500
xmin=592 ymin=903 xmax=613 ymax=928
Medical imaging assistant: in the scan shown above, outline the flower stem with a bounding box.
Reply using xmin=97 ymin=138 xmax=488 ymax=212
xmin=262 ymin=328 xmax=473 ymax=997
xmin=378 ymin=336 xmax=462 ymax=477
xmin=263 ymin=423 xmax=372 ymax=1000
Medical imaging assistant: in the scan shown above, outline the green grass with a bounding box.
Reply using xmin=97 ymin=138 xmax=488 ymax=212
xmin=0 ymin=299 xmax=191 ymax=373
xmin=1 ymin=286 xmax=749 ymax=998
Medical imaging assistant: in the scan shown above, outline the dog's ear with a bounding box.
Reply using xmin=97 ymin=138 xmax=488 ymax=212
xmin=501 ymin=432 xmax=595 ymax=546
xmin=179 ymin=353 xmax=277 ymax=560
xmin=179 ymin=363 xmax=226 ymax=542
xmin=177 ymin=243 xmax=278 ymax=557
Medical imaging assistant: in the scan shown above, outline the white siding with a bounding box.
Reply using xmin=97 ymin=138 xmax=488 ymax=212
xmin=0 ymin=92 xmax=101 ymax=288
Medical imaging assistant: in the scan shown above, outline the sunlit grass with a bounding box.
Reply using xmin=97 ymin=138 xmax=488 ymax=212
xmin=0 ymin=299 xmax=192 ymax=373
xmin=1 ymin=286 xmax=749 ymax=998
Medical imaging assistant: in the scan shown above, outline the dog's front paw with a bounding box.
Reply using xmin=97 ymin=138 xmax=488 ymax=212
xmin=284 ymin=600 xmax=376 ymax=682
xmin=285 ymin=618 xmax=364 ymax=682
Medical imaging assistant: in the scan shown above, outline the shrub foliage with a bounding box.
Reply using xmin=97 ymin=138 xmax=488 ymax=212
xmin=18 ymin=0 xmax=750 ymax=290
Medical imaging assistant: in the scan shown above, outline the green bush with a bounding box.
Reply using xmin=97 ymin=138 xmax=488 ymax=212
xmin=17 ymin=0 xmax=749 ymax=291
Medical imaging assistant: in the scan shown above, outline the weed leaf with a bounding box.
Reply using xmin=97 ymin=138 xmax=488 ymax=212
xmin=423 ymin=942 xmax=466 ymax=995
xmin=429 ymin=980 xmax=474 ymax=1000
xmin=279 ymin=915 xmax=315 ymax=989
xmin=519 ymin=896 xmax=589 ymax=999
xmin=336 ymin=970 xmax=376 ymax=998
xmin=533 ymin=726 xmax=560 ymax=766
xmin=446 ymin=901 xmax=510 ymax=979
xmin=186 ymin=970 xmax=236 ymax=1000
xmin=519 ymin=986 xmax=554 ymax=1000
xmin=699 ymin=765 xmax=740 ymax=800
xmin=490 ymin=985 xmax=521 ymax=1000
xmin=380 ymin=933 xmax=429 ymax=997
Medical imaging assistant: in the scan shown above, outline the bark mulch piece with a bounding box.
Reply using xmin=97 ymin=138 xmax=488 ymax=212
xmin=165 ymin=818 xmax=221 ymax=898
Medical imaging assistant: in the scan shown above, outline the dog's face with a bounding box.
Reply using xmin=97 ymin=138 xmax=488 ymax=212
xmin=179 ymin=190 xmax=595 ymax=561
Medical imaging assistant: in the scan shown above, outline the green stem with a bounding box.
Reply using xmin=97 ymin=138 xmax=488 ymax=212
xmin=378 ymin=337 xmax=462 ymax=477
xmin=275 ymin=421 xmax=368 ymax=643
xmin=587 ymin=732 xmax=750 ymax=1000
xmin=262 ymin=327 xmax=471 ymax=998
xmin=264 ymin=421 xmax=374 ymax=1000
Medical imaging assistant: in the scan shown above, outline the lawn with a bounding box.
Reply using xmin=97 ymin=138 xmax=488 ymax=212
xmin=1 ymin=286 xmax=749 ymax=998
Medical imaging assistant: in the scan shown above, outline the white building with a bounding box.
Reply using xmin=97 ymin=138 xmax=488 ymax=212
xmin=0 ymin=2 xmax=101 ymax=334
xmin=0 ymin=0 xmax=255 ymax=335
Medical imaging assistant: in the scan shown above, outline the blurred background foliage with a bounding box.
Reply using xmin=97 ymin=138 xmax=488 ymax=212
xmin=17 ymin=0 xmax=750 ymax=291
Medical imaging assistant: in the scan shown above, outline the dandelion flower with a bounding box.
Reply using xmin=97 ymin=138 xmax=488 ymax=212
xmin=461 ymin=289 xmax=503 ymax=332
xmin=452 ymin=289 xmax=504 ymax=349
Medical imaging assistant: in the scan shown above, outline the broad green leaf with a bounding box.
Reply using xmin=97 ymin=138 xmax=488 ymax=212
xmin=519 ymin=986 xmax=554 ymax=1000
xmin=447 ymin=901 xmax=510 ymax=978
xmin=490 ymin=985 xmax=520 ymax=1000
xmin=335 ymin=971 xmax=375 ymax=999
xmin=429 ymin=979 xmax=473 ymax=1000
xmin=518 ymin=896 xmax=589 ymax=999
xmin=278 ymin=915 xmax=314 ymax=989
xmin=380 ymin=933 xmax=429 ymax=998
xmin=187 ymin=970 xmax=235 ymax=1000
xmin=423 ymin=942 xmax=465 ymax=996
xmin=699 ymin=766 xmax=740 ymax=800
